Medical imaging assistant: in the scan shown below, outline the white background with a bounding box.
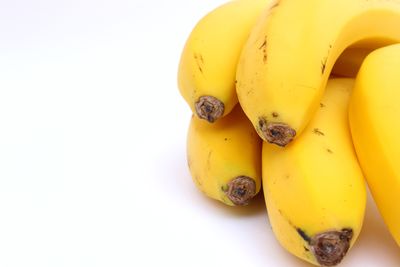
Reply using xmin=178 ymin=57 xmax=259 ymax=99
xmin=0 ymin=0 xmax=399 ymax=266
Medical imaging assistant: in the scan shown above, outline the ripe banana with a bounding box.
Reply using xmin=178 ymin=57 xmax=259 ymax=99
xmin=263 ymin=79 xmax=366 ymax=266
xmin=349 ymin=44 xmax=400 ymax=246
xmin=178 ymin=0 xmax=271 ymax=123
xmin=331 ymin=47 xmax=372 ymax=78
xmin=236 ymin=0 xmax=400 ymax=146
xmin=187 ymin=105 xmax=262 ymax=206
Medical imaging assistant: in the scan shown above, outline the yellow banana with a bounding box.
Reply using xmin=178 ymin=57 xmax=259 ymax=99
xmin=236 ymin=0 xmax=400 ymax=146
xmin=187 ymin=105 xmax=262 ymax=206
xmin=178 ymin=0 xmax=271 ymax=123
xmin=349 ymin=44 xmax=400 ymax=246
xmin=263 ymin=79 xmax=366 ymax=266
xmin=332 ymin=47 xmax=372 ymax=78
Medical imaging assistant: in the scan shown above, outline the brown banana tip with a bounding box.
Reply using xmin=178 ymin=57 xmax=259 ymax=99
xmin=258 ymin=118 xmax=296 ymax=146
xmin=195 ymin=96 xmax=224 ymax=123
xmin=310 ymin=229 xmax=353 ymax=267
xmin=226 ymin=176 xmax=256 ymax=206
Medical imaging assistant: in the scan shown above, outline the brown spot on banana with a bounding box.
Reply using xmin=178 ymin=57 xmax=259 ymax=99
xmin=259 ymin=37 xmax=268 ymax=64
xmin=321 ymin=61 xmax=326 ymax=74
xmin=313 ymin=128 xmax=325 ymax=136
xmin=269 ymin=0 xmax=280 ymax=11
xmin=297 ymin=228 xmax=312 ymax=243
xmin=259 ymin=38 xmax=267 ymax=50
xmin=194 ymin=53 xmax=204 ymax=74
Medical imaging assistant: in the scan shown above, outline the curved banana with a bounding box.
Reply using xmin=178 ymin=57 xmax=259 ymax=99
xmin=349 ymin=44 xmax=400 ymax=246
xmin=187 ymin=105 xmax=262 ymax=206
xmin=332 ymin=47 xmax=372 ymax=78
xmin=236 ymin=0 xmax=400 ymax=146
xmin=263 ymin=79 xmax=366 ymax=266
xmin=178 ymin=0 xmax=271 ymax=123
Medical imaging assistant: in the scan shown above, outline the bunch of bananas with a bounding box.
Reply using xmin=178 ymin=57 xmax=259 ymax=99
xmin=177 ymin=0 xmax=400 ymax=266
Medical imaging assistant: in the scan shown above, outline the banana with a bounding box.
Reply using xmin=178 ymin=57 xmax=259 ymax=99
xmin=332 ymin=47 xmax=372 ymax=78
xmin=187 ymin=105 xmax=262 ymax=206
xmin=178 ymin=0 xmax=271 ymax=123
xmin=263 ymin=79 xmax=366 ymax=266
xmin=236 ymin=0 xmax=400 ymax=146
xmin=349 ymin=44 xmax=400 ymax=246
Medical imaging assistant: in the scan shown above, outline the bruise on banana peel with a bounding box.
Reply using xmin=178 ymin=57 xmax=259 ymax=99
xmin=195 ymin=95 xmax=225 ymax=123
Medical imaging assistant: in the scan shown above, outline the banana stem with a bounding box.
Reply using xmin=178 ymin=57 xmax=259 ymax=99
xmin=195 ymin=96 xmax=225 ymax=123
xmin=258 ymin=118 xmax=296 ymax=147
xmin=310 ymin=229 xmax=353 ymax=266
xmin=226 ymin=176 xmax=256 ymax=206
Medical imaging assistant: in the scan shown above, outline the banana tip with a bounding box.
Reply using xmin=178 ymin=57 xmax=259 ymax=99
xmin=310 ymin=229 xmax=353 ymax=266
xmin=195 ymin=96 xmax=224 ymax=123
xmin=226 ymin=176 xmax=256 ymax=206
xmin=258 ymin=119 xmax=296 ymax=146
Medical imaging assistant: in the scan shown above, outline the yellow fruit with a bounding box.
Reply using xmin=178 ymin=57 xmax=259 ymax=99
xmin=236 ymin=0 xmax=400 ymax=146
xmin=187 ymin=105 xmax=262 ymax=206
xmin=178 ymin=0 xmax=272 ymax=122
xmin=349 ymin=43 xmax=400 ymax=246
xmin=263 ymin=79 xmax=366 ymax=266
